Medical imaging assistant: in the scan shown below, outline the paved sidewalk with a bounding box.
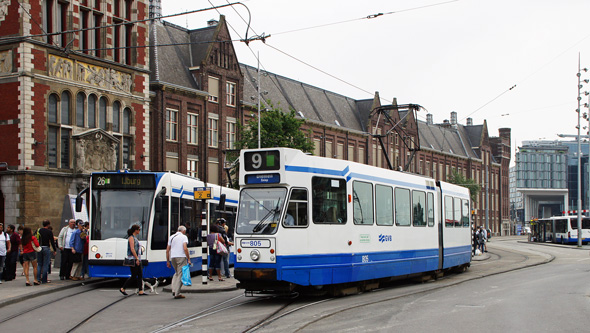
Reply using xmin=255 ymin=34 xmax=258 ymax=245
xmin=0 ymin=263 xmax=237 ymax=308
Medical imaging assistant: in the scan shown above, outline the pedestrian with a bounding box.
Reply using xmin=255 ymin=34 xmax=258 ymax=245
xmin=46 ymin=225 xmax=57 ymax=275
xmin=166 ymin=225 xmax=191 ymax=299
xmin=81 ymin=222 xmax=89 ymax=279
xmin=207 ymin=224 xmax=226 ymax=281
xmin=4 ymin=224 xmax=20 ymax=281
xmin=483 ymin=228 xmax=488 ymax=253
xmin=36 ymin=220 xmax=57 ymax=283
xmin=120 ymin=224 xmax=146 ymax=296
xmin=0 ymin=223 xmax=11 ymax=284
xmin=216 ymin=219 xmax=233 ymax=278
xmin=17 ymin=225 xmax=24 ymax=275
xmin=477 ymin=226 xmax=485 ymax=253
xmin=69 ymin=220 xmax=85 ymax=280
xmin=57 ymin=219 xmax=77 ymax=280
xmin=21 ymin=227 xmax=40 ymax=286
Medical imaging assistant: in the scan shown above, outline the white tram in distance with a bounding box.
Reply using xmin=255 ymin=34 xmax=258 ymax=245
xmin=234 ymin=148 xmax=472 ymax=295
xmin=536 ymin=216 xmax=590 ymax=244
xmin=76 ymin=171 xmax=238 ymax=280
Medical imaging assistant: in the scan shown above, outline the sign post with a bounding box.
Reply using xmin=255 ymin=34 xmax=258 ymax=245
xmin=195 ymin=187 xmax=211 ymax=285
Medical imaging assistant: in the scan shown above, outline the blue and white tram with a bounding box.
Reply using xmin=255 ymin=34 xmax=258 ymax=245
xmin=234 ymin=148 xmax=472 ymax=294
xmin=76 ymin=171 xmax=238 ymax=279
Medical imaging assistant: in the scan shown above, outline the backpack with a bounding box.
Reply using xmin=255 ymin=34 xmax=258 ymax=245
xmin=35 ymin=228 xmax=42 ymax=244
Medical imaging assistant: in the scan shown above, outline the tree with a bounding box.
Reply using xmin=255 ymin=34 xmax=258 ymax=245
xmin=234 ymin=101 xmax=314 ymax=152
xmin=447 ymin=168 xmax=481 ymax=204
xmin=225 ymin=101 xmax=314 ymax=187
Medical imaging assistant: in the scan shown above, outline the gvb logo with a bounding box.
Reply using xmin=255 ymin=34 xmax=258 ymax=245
xmin=379 ymin=234 xmax=392 ymax=243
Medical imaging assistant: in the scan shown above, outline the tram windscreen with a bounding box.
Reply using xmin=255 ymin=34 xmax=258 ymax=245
xmin=91 ymin=189 xmax=153 ymax=240
xmin=236 ymin=188 xmax=287 ymax=234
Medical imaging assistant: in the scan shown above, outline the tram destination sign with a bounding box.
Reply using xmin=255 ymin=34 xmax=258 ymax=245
xmin=194 ymin=187 xmax=212 ymax=200
xmin=244 ymin=150 xmax=280 ymax=171
xmin=92 ymin=174 xmax=156 ymax=190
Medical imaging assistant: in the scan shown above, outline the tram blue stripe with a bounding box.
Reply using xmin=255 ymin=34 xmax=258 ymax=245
xmin=236 ymin=245 xmax=471 ymax=286
xmin=285 ymin=165 xmax=349 ymax=177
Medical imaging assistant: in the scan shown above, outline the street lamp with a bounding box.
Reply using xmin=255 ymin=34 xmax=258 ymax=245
xmin=575 ymin=53 xmax=588 ymax=247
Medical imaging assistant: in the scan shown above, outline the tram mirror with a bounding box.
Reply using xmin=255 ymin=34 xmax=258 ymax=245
xmin=75 ymin=196 xmax=83 ymax=212
xmin=218 ymin=194 xmax=226 ymax=212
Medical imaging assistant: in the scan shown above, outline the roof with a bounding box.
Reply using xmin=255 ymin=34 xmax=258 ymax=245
xmin=150 ymin=21 xmax=199 ymax=89
xmin=240 ymin=64 xmax=368 ymax=132
xmin=418 ymin=122 xmax=480 ymax=159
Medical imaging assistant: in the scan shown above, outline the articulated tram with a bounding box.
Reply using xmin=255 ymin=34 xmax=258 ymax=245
xmin=76 ymin=171 xmax=238 ymax=280
xmin=234 ymin=148 xmax=472 ymax=295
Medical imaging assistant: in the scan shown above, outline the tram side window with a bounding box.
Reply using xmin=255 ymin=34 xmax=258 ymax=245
xmin=376 ymin=185 xmax=394 ymax=226
xmin=312 ymin=177 xmax=347 ymax=224
xmin=181 ymin=198 xmax=199 ymax=247
xmin=454 ymin=197 xmax=461 ymax=227
xmin=395 ymin=187 xmax=411 ymax=226
xmin=285 ymin=188 xmax=308 ymax=227
xmin=170 ymin=197 xmax=180 ymax=236
xmin=444 ymin=196 xmax=454 ymax=227
xmin=583 ymin=218 xmax=590 ymax=229
xmin=427 ymin=193 xmax=435 ymax=227
xmin=555 ymin=219 xmax=566 ymax=233
xmin=462 ymin=199 xmax=470 ymax=227
xmin=353 ymin=181 xmax=374 ymax=225
xmin=151 ymin=196 xmax=169 ymax=250
xmin=412 ymin=191 xmax=426 ymax=227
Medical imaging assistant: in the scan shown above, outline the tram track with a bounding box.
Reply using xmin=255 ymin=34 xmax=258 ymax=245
xmin=0 ymin=279 xmax=116 ymax=325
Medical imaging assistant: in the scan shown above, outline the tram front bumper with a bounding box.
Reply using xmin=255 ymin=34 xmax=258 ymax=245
xmin=234 ymin=268 xmax=276 ymax=281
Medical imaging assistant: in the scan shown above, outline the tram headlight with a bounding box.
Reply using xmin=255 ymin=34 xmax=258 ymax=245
xmin=141 ymin=245 xmax=145 ymax=253
xmin=250 ymin=249 xmax=261 ymax=261
xmin=91 ymin=245 xmax=98 ymax=252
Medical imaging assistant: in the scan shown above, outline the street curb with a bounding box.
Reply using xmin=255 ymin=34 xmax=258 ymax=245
xmin=0 ymin=278 xmax=106 ymax=309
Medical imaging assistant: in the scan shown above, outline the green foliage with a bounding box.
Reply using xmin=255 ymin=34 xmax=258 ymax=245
xmin=234 ymin=101 xmax=314 ymax=152
xmin=447 ymin=168 xmax=481 ymax=203
xmin=226 ymin=101 xmax=314 ymax=188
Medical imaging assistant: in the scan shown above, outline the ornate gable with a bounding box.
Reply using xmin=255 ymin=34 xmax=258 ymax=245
xmin=73 ymin=129 xmax=120 ymax=173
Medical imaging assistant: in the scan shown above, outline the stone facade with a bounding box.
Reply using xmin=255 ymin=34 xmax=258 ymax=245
xmin=0 ymin=0 xmax=150 ymax=228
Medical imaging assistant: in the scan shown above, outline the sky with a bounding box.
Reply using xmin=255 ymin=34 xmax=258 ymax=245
xmin=161 ymin=0 xmax=590 ymax=165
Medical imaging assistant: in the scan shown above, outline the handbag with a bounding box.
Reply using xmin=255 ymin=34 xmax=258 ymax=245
xmin=32 ymin=242 xmax=42 ymax=253
xmin=123 ymin=258 xmax=136 ymax=267
xmin=181 ymin=264 xmax=192 ymax=286
xmin=216 ymin=240 xmax=228 ymax=255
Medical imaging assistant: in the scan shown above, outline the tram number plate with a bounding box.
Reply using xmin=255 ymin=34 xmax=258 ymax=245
xmin=241 ymin=239 xmax=271 ymax=248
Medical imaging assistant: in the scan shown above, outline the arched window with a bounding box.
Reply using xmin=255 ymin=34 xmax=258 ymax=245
xmin=123 ymin=107 xmax=131 ymax=134
xmin=61 ymin=91 xmax=71 ymax=125
xmin=76 ymin=92 xmax=86 ymax=127
xmin=47 ymin=92 xmax=71 ymax=169
xmin=48 ymin=94 xmax=58 ymax=123
xmin=99 ymin=97 xmax=107 ymax=130
xmin=88 ymin=94 xmax=97 ymax=128
xmin=112 ymin=101 xmax=121 ymax=132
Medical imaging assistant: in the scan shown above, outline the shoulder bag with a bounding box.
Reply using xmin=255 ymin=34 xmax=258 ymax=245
xmin=123 ymin=258 xmax=136 ymax=267
xmin=32 ymin=237 xmax=42 ymax=252
xmin=216 ymin=234 xmax=228 ymax=255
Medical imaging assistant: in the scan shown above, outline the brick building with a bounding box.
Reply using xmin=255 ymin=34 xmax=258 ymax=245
xmin=0 ymin=0 xmax=150 ymax=227
xmin=149 ymin=16 xmax=243 ymax=186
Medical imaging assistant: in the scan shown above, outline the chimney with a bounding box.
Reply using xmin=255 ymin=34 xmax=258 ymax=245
xmin=466 ymin=117 xmax=473 ymax=126
xmin=426 ymin=113 xmax=433 ymax=125
xmin=207 ymin=19 xmax=219 ymax=27
xmin=450 ymin=111 xmax=457 ymax=125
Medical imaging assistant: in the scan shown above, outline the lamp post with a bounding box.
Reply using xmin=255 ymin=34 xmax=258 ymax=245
xmin=576 ymin=53 xmax=586 ymax=247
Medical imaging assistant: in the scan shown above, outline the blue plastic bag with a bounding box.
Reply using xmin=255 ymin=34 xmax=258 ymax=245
xmin=181 ymin=264 xmax=192 ymax=286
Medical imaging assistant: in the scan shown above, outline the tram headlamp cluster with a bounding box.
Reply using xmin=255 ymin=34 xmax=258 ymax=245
xmin=250 ymin=249 xmax=261 ymax=261
xmin=91 ymin=245 xmax=98 ymax=252
xmin=141 ymin=245 xmax=145 ymax=254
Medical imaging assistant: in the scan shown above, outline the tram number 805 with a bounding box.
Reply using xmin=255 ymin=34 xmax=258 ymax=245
xmin=240 ymin=239 xmax=271 ymax=248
